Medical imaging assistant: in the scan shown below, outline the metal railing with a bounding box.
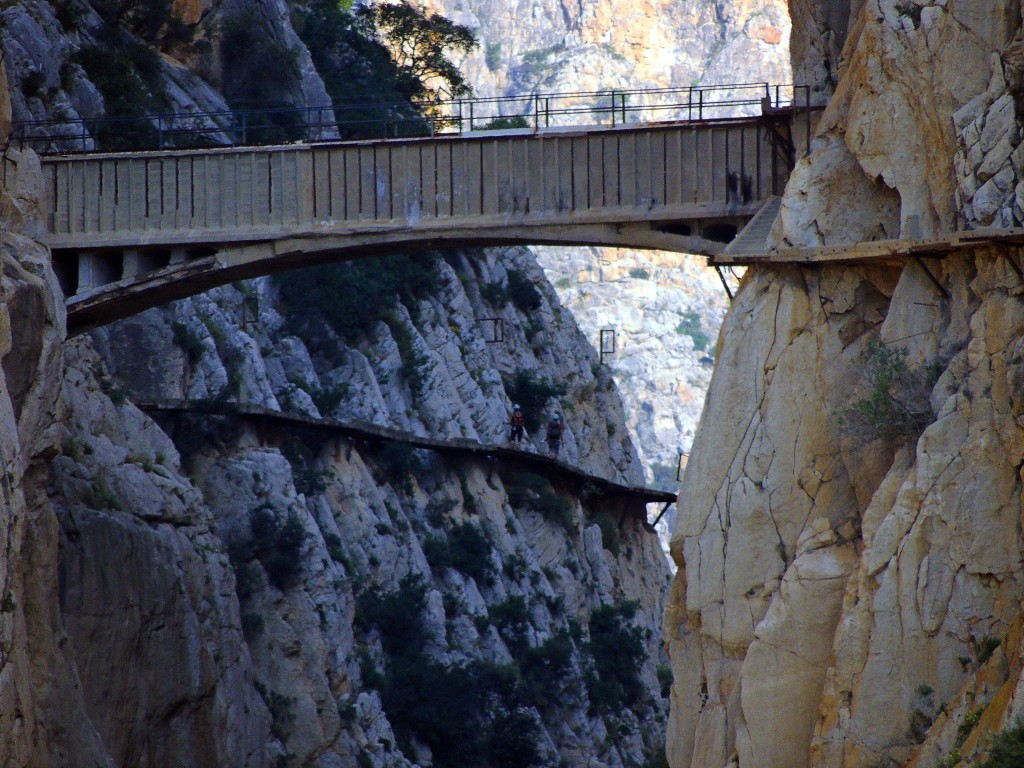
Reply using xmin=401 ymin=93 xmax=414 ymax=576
xmin=12 ymin=82 xmax=811 ymax=155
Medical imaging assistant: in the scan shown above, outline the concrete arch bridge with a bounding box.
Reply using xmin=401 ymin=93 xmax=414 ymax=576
xmin=13 ymin=83 xmax=813 ymax=331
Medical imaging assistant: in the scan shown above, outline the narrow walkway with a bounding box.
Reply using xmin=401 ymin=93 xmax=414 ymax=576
xmin=137 ymin=399 xmax=677 ymax=512
xmin=709 ymin=225 xmax=1024 ymax=266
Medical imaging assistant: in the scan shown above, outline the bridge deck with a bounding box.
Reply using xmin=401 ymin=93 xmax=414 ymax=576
xmin=41 ymin=115 xmax=794 ymax=330
xmin=139 ymin=400 xmax=677 ymax=524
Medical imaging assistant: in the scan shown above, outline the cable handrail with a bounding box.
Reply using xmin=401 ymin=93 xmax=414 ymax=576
xmin=13 ymin=82 xmax=811 ymax=155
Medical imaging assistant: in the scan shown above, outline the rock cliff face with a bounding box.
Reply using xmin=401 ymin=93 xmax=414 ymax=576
xmin=665 ymin=1 xmax=1024 ymax=767
xmin=419 ymin=0 xmax=790 ymax=97
xmin=0 ymin=1 xmax=675 ymax=765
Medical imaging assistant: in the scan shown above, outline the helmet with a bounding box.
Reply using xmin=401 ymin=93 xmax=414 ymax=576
xmin=513 ymin=404 xmax=521 ymax=410
xmin=552 ymin=414 xmax=560 ymax=421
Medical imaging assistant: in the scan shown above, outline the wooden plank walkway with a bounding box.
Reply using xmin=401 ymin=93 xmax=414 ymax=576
xmin=710 ymin=226 xmax=1024 ymax=266
xmin=137 ymin=400 xmax=678 ymax=512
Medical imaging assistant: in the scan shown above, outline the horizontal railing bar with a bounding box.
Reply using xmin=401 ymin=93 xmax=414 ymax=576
xmin=14 ymin=82 xmax=809 ymax=155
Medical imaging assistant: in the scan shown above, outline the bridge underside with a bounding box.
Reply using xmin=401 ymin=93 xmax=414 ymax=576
xmin=59 ymin=207 xmax=759 ymax=332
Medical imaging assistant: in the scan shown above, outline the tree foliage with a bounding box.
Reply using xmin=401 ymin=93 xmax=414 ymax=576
xmin=354 ymin=1 xmax=478 ymax=101
xmin=981 ymin=717 xmax=1024 ymax=768
xmin=842 ymin=339 xmax=939 ymax=442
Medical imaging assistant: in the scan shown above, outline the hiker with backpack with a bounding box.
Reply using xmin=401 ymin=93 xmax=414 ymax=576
xmin=546 ymin=413 xmax=563 ymax=456
xmin=509 ymin=404 xmax=526 ymax=444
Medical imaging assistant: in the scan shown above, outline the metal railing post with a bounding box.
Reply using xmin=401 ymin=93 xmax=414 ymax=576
xmin=157 ymin=115 xmax=163 ymax=149
xmin=611 ymin=91 xmax=617 ymax=127
xmin=698 ymin=89 xmax=704 ymax=121
xmin=545 ymin=97 xmax=550 ymax=127
xmin=534 ymin=94 xmax=540 ymax=129
xmin=469 ymin=100 xmax=474 ymax=131
xmin=241 ymin=113 xmax=248 ymax=145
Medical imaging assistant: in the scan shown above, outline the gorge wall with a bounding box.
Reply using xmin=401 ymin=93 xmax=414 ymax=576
xmin=0 ymin=1 xmax=676 ymax=766
xmin=665 ymin=1 xmax=1024 ymax=767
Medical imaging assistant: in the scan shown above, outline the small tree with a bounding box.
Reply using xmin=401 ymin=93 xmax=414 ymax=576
xmin=355 ymin=2 xmax=477 ymax=101
xmin=843 ymin=338 xmax=938 ymax=442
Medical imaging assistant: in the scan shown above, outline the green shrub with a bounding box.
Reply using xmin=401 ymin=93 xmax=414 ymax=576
xmin=843 ymin=339 xmax=938 ymax=442
xmin=323 ymin=533 xmax=347 ymax=565
xmin=73 ymin=40 xmax=166 ymax=149
xmin=423 ymin=523 xmax=495 ymax=584
xmin=20 ymin=70 xmax=46 ymax=100
xmin=518 ymin=629 xmax=574 ymax=699
xmin=979 ymin=636 xmax=1002 ymax=664
xmin=275 ymin=253 xmax=440 ymax=344
xmin=481 ymin=281 xmax=510 ymax=306
xmin=585 ymin=601 xmax=647 ymax=714
xmin=373 ymin=442 xmax=423 ymax=494
xmin=356 ymin=577 xmax=544 ymax=767
xmin=505 ymin=472 xmax=575 ymax=533
xmin=676 ymin=309 xmax=710 ymax=352
xmin=481 ymin=115 xmax=530 ymax=130
xmin=956 ymin=706 xmax=985 ymax=748
xmin=295 ymin=0 xmax=429 ymax=138
xmin=485 ymin=707 xmax=544 ymax=766
xmin=657 ymin=664 xmax=673 ymax=698
xmin=386 ymin=316 xmax=430 ymax=397
xmin=311 ymin=381 xmax=349 ymax=417
xmin=241 ymin=612 xmax=264 ymax=637
xmin=484 ymin=41 xmax=502 ymax=71
xmin=447 ymin=521 xmax=495 ymax=585
xmin=503 ymin=371 xmax=567 ymax=432
xmin=490 ymin=596 xmax=531 ymax=652
xmin=981 ymin=717 xmax=1024 ymax=768
xmin=503 ymin=552 xmax=528 ymax=581
xmin=506 ymin=269 xmax=542 ymax=312
xmin=281 ymin=439 xmax=333 ymax=496
xmin=250 ymin=506 xmax=307 ymax=589
xmin=220 ymin=11 xmax=305 ymax=141
xmin=171 ymin=321 xmax=206 ymax=363
xmin=591 ymin=510 xmax=621 ymax=555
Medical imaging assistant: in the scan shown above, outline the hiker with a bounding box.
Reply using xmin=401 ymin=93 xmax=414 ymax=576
xmin=509 ymin=404 xmax=525 ymax=444
xmin=546 ymin=413 xmax=563 ymax=456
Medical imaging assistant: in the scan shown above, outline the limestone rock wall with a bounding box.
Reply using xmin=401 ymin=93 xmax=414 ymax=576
xmin=417 ymin=0 xmax=789 ymax=98
xmin=665 ymin=1 xmax=1024 ymax=767
xmin=0 ymin=5 xmax=675 ymax=763
xmin=55 ymin=247 xmax=670 ymax=765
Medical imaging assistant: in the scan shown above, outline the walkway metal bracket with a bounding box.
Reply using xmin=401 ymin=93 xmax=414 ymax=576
xmin=911 ymin=256 xmax=950 ymax=300
xmin=676 ymin=452 xmax=688 ymax=482
xmin=715 ymin=266 xmax=734 ymax=300
xmin=240 ymin=294 xmax=259 ymax=332
xmin=599 ymin=329 xmax=617 ymax=364
xmin=651 ymin=501 xmax=674 ymax=529
xmin=478 ymin=317 xmax=504 ymax=343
